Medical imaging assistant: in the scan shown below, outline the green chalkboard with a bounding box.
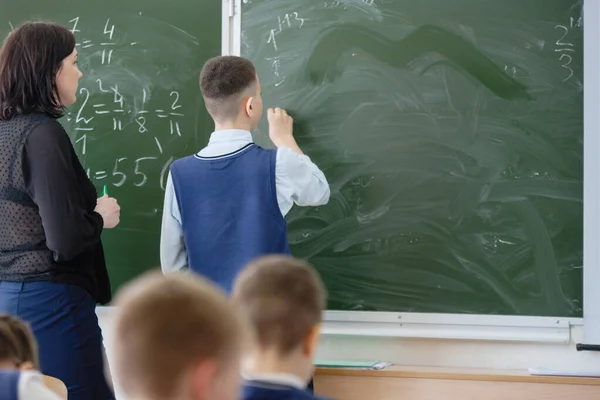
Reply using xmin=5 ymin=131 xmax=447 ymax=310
xmin=0 ymin=0 xmax=221 ymax=295
xmin=241 ymin=0 xmax=584 ymax=317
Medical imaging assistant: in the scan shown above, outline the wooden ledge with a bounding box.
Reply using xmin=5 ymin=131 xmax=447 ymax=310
xmin=315 ymin=365 xmax=600 ymax=386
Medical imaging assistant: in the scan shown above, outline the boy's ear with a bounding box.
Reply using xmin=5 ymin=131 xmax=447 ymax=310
xmin=302 ymin=324 xmax=322 ymax=358
xmin=190 ymin=359 xmax=219 ymax=398
xmin=244 ymin=96 xmax=255 ymax=117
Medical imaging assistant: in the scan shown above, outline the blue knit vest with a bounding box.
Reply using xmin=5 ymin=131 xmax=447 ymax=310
xmin=170 ymin=144 xmax=291 ymax=293
xmin=242 ymin=382 xmax=330 ymax=400
xmin=0 ymin=370 xmax=20 ymax=400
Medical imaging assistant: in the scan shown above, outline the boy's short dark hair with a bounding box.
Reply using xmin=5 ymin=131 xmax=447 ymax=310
xmin=232 ymin=255 xmax=327 ymax=355
xmin=112 ymin=270 xmax=244 ymax=399
xmin=199 ymin=55 xmax=257 ymax=122
xmin=0 ymin=21 xmax=76 ymax=120
xmin=0 ymin=313 xmax=39 ymax=369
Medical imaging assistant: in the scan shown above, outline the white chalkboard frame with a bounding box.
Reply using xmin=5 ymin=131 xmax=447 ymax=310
xmin=222 ymin=0 xmax=598 ymax=344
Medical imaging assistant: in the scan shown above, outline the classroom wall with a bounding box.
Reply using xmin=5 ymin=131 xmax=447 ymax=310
xmin=97 ymin=310 xmax=600 ymax=400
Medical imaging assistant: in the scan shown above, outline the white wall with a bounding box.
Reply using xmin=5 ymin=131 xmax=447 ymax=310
xmin=98 ymin=311 xmax=600 ymax=400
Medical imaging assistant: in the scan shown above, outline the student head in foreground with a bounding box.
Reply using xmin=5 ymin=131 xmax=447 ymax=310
xmin=232 ymin=255 xmax=331 ymax=400
xmin=111 ymin=270 xmax=244 ymax=400
xmin=0 ymin=314 xmax=68 ymax=399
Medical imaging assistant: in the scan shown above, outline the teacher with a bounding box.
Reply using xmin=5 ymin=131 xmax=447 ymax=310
xmin=0 ymin=22 xmax=120 ymax=399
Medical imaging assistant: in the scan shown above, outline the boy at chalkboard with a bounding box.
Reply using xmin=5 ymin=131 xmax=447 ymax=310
xmin=160 ymin=55 xmax=330 ymax=292
xmin=232 ymin=255 xmax=332 ymax=400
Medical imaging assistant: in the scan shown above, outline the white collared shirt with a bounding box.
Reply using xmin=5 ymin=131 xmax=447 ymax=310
xmin=19 ymin=371 xmax=63 ymax=400
xmin=242 ymin=372 xmax=307 ymax=390
xmin=160 ymin=129 xmax=330 ymax=273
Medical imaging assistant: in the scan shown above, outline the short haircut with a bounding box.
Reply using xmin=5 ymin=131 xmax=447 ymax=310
xmin=0 ymin=21 xmax=75 ymax=121
xmin=199 ymin=55 xmax=257 ymax=122
xmin=112 ymin=271 xmax=244 ymax=399
xmin=0 ymin=314 xmax=39 ymax=369
xmin=232 ymin=255 xmax=327 ymax=355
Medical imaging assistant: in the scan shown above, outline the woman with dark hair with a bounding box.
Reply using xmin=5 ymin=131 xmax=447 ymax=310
xmin=0 ymin=21 xmax=120 ymax=399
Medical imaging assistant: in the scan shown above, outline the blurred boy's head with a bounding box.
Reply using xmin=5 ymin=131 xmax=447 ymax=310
xmin=112 ymin=271 xmax=244 ymax=400
xmin=232 ymin=255 xmax=326 ymax=383
xmin=0 ymin=313 xmax=39 ymax=370
xmin=0 ymin=314 xmax=68 ymax=398
xmin=200 ymin=55 xmax=263 ymax=131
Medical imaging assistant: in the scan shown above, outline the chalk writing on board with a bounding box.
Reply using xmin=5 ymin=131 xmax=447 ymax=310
xmin=264 ymin=12 xmax=305 ymax=86
xmin=265 ymin=56 xmax=286 ymax=86
xmin=160 ymin=157 xmax=175 ymax=191
xmin=554 ymin=16 xmax=581 ymax=82
xmin=68 ymin=17 xmax=80 ymax=33
xmin=63 ymin=16 xmax=188 ymax=192
xmin=75 ymin=134 xmax=87 ymax=155
xmin=76 ymin=88 xmax=94 ymax=124
xmin=267 ymin=12 xmax=305 ymax=51
xmin=154 ymin=137 xmax=163 ymax=154
xmin=267 ymin=29 xmax=278 ymax=51
xmin=503 ymin=65 xmax=517 ymax=78
xmin=323 ymin=2 xmax=348 ymax=10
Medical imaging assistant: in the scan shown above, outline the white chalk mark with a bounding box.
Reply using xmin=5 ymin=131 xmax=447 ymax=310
xmin=103 ymin=18 xmax=115 ymax=40
xmin=76 ymin=88 xmax=93 ymax=124
xmin=160 ymin=157 xmax=175 ymax=191
xmin=136 ymin=116 xmax=148 ymax=133
xmin=165 ymin=23 xmax=197 ymax=41
xmin=75 ymin=134 xmax=87 ymax=155
xmin=154 ymin=137 xmax=163 ymax=154
xmin=113 ymin=118 xmax=123 ymax=130
xmin=170 ymin=91 xmax=182 ymax=109
xmin=68 ymin=17 xmax=80 ymax=33
xmin=170 ymin=120 xmax=182 ymax=136
xmin=96 ymin=79 xmax=110 ymax=93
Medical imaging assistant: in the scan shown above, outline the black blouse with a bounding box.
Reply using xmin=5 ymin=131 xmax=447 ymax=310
xmin=0 ymin=113 xmax=111 ymax=304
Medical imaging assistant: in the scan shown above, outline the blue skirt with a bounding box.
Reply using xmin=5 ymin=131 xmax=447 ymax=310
xmin=0 ymin=281 xmax=115 ymax=400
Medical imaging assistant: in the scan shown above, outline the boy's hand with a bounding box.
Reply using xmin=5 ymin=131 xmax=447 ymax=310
xmin=268 ymin=107 xmax=294 ymax=147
